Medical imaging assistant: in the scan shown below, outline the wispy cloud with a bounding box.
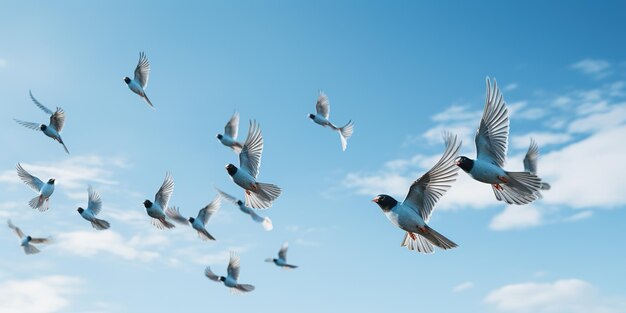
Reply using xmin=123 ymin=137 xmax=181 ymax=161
xmin=0 ymin=275 xmax=82 ymax=313
xmin=452 ymin=281 xmax=475 ymax=293
xmin=489 ymin=205 xmax=542 ymax=231
xmin=54 ymin=231 xmax=160 ymax=262
xmin=571 ymin=59 xmax=612 ymax=78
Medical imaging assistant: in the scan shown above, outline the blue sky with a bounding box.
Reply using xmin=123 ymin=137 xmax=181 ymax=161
xmin=1 ymin=1 xmax=626 ymax=312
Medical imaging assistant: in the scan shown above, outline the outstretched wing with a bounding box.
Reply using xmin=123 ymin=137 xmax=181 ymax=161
xmin=49 ymin=108 xmax=66 ymax=133
xmin=316 ymin=91 xmax=330 ymax=119
xmin=14 ymin=119 xmax=42 ymax=131
xmin=7 ymin=219 xmax=25 ymax=239
xmin=29 ymin=90 xmax=54 ymax=115
xmin=523 ymin=138 xmax=539 ymax=174
xmin=278 ymin=242 xmax=289 ymax=261
xmin=224 ymin=112 xmax=240 ymax=139
xmin=404 ymin=132 xmax=461 ymax=222
xmin=133 ymin=52 xmax=150 ymax=88
xmin=29 ymin=237 xmax=51 ymax=244
xmin=197 ymin=195 xmax=221 ymax=226
xmin=165 ymin=207 xmax=189 ymax=225
xmin=16 ymin=163 xmax=44 ymax=192
xmin=204 ymin=267 xmax=220 ymax=281
xmin=154 ymin=173 xmax=174 ymax=209
xmin=239 ymin=120 xmax=263 ymax=178
xmin=475 ymin=78 xmax=509 ymax=167
xmin=86 ymin=185 xmax=103 ymax=216
xmin=227 ymin=252 xmax=241 ymax=281
xmin=215 ymin=188 xmax=239 ymax=204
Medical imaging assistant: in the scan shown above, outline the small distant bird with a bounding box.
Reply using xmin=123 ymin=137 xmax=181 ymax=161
xmin=216 ymin=188 xmax=273 ymax=231
xmin=16 ymin=163 xmax=55 ymax=211
xmin=265 ymin=242 xmax=297 ymax=269
xmin=77 ymin=186 xmax=110 ymax=230
xmin=204 ymin=252 xmax=255 ymax=293
xmin=372 ymin=133 xmax=461 ymax=253
xmin=455 ymin=78 xmax=542 ymax=205
xmin=225 ymin=120 xmax=281 ymax=209
xmin=165 ymin=195 xmax=221 ymax=241
xmin=523 ymin=138 xmax=551 ymax=198
xmin=216 ymin=112 xmax=243 ymax=152
xmin=7 ymin=219 xmax=51 ymax=255
xmin=14 ymin=91 xmax=70 ymax=154
xmin=308 ymin=91 xmax=354 ymax=151
xmin=123 ymin=52 xmax=153 ymax=108
xmin=143 ymin=173 xmax=175 ymax=229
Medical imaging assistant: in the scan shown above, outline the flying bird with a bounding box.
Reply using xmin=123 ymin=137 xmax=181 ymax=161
xmin=308 ymin=91 xmax=354 ymax=151
xmin=143 ymin=173 xmax=175 ymax=229
xmin=265 ymin=242 xmax=297 ymax=269
xmin=7 ymin=219 xmax=51 ymax=255
xmin=77 ymin=186 xmax=110 ymax=230
xmin=14 ymin=91 xmax=70 ymax=154
xmin=225 ymin=120 xmax=281 ymax=209
xmin=123 ymin=52 xmax=153 ymax=108
xmin=455 ymin=78 xmax=543 ymax=205
xmin=372 ymin=133 xmax=461 ymax=253
xmin=216 ymin=112 xmax=243 ymax=152
xmin=165 ymin=195 xmax=221 ymax=241
xmin=16 ymin=163 xmax=55 ymax=211
xmin=204 ymin=252 xmax=255 ymax=293
xmin=523 ymin=138 xmax=551 ymax=198
xmin=216 ymin=188 xmax=273 ymax=231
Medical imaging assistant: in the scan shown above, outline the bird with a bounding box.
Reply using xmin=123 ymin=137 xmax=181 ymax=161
xmin=265 ymin=242 xmax=298 ymax=269
xmin=216 ymin=188 xmax=273 ymax=231
xmin=523 ymin=138 xmax=551 ymax=198
xmin=216 ymin=112 xmax=243 ymax=152
xmin=77 ymin=185 xmax=110 ymax=230
xmin=225 ymin=120 xmax=281 ymax=209
xmin=204 ymin=252 xmax=255 ymax=293
xmin=14 ymin=90 xmax=70 ymax=154
xmin=165 ymin=195 xmax=221 ymax=241
xmin=123 ymin=52 xmax=153 ymax=108
xmin=372 ymin=132 xmax=461 ymax=253
xmin=308 ymin=91 xmax=354 ymax=151
xmin=455 ymin=78 xmax=543 ymax=205
xmin=7 ymin=219 xmax=52 ymax=255
xmin=16 ymin=163 xmax=55 ymax=212
xmin=143 ymin=173 xmax=176 ymax=229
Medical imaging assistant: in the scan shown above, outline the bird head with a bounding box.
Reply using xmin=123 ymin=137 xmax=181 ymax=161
xmin=39 ymin=124 xmax=47 ymax=131
xmin=219 ymin=276 xmax=226 ymax=282
xmin=48 ymin=178 xmax=55 ymax=184
xmin=188 ymin=217 xmax=195 ymax=223
xmin=371 ymin=194 xmax=397 ymax=212
xmin=455 ymin=156 xmax=474 ymax=172
xmin=308 ymin=113 xmax=315 ymax=120
xmin=143 ymin=200 xmax=153 ymax=208
xmin=77 ymin=207 xmax=84 ymax=214
xmin=26 ymin=235 xmax=32 ymax=241
xmin=225 ymin=164 xmax=237 ymax=176
xmin=123 ymin=77 xmax=131 ymax=84
xmin=236 ymin=200 xmax=243 ymax=206
xmin=216 ymin=134 xmax=223 ymax=140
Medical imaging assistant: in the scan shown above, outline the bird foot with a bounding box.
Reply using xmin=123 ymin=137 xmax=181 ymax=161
xmin=498 ymin=176 xmax=509 ymax=184
xmin=408 ymin=232 xmax=417 ymax=240
xmin=245 ymin=190 xmax=251 ymax=196
xmin=493 ymin=184 xmax=504 ymax=191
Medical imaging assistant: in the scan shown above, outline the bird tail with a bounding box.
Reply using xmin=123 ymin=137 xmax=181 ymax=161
xmin=91 ymin=218 xmax=111 ymax=230
xmin=232 ymin=142 xmax=243 ymax=153
xmin=152 ymin=217 xmax=175 ymax=229
xmin=492 ymin=171 xmax=542 ymax=205
xmin=234 ymin=284 xmax=255 ymax=292
xmin=265 ymin=258 xmax=274 ymax=262
xmin=421 ymin=226 xmax=458 ymax=250
xmin=23 ymin=243 xmax=40 ymax=255
xmin=261 ymin=217 xmax=273 ymax=231
xmin=245 ymin=183 xmax=282 ymax=209
xmin=143 ymin=94 xmax=155 ymax=109
xmin=198 ymin=229 xmax=216 ymax=241
xmin=283 ymin=264 xmax=298 ymax=269
xmin=29 ymin=195 xmax=48 ymax=212
xmin=541 ymin=182 xmax=551 ymax=190
xmin=401 ymin=232 xmax=434 ymax=254
xmin=335 ymin=120 xmax=354 ymax=151
xmin=58 ymin=137 xmax=70 ymax=154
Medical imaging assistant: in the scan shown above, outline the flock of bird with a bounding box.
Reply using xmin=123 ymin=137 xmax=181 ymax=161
xmin=6 ymin=52 xmax=550 ymax=292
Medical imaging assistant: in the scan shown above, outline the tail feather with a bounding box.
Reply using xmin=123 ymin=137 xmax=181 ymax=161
xmin=198 ymin=229 xmax=216 ymax=241
xmin=283 ymin=264 xmax=298 ymax=269
xmin=422 ymin=225 xmax=458 ymax=250
xmin=401 ymin=233 xmax=434 ymax=254
xmin=492 ymin=184 xmax=537 ymax=205
xmin=336 ymin=120 xmax=354 ymax=151
xmin=28 ymin=196 xmax=48 ymax=212
xmin=152 ymin=218 xmax=175 ymax=229
xmin=91 ymin=218 xmax=111 ymax=230
xmin=232 ymin=142 xmax=243 ymax=153
xmin=493 ymin=171 xmax=542 ymax=205
xmin=23 ymin=244 xmax=40 ymax=255
xmin=245 ymin=183 xmax=282 ymax=209
xmin=234 ymin=284 xmax=255 ymax=292
xmin=541 ymin=182 xmax=551 ymax=190
xmin=261 ymin=217 xmax=273 ymax=231
xmin=58 ymin=138 xmax=70 ymax=154
xmin=143 ymin=94 xmax=155 ymax=109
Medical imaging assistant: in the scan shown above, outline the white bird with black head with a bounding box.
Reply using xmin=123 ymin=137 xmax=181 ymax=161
xmin=142 ymin=173 xmax=176 ymax=229
xmin=14 ymin=90 xmax=69 ymax=154
xmin=216 ymin=188 xmax=273 ymax=231
xmin=7 ymin=219 xmax=52 ymax=255
xmin=165 ymin=195 xmax=221 ymax=241
xmin=216 ymin=112 xmax=243 ymax=152
xmin=77 ymin=186 xmax=110 ymax=230
xmin=16 ymin=163 xmax=55 ymax=211
xmin=265 ymin=242 xmax=298 ymax=269
xmin=123 ymin=52 xmax=153 ymax=108
xmin=204 ymin=252 xmax=255 ymax=294
xmin=308 ymin=91 xmax=354 ymax=151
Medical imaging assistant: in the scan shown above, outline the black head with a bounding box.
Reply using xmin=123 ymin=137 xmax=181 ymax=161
xmin=26 ymin=235 xmax=32 ymax=241
xmin=455 ymin=156 xmax=474 ymax=173
xmin=47 ymin=178 xmax=55 ymax=184
xmin=77 ymin=207 xmax=84 ymax=214
xmin=225 ymin=164 xmax=237 ymax=176
xmin=216 ymin=134 xmax=223 ymax=140
xmin=143 ymin=200 xmax=153 ymax=208
xmin=308 ymin=113 xmax=315 ymax=119
xmin=236 ymin=200 xmax=243 ymax=206
xmin=371 ymin=194 xmax=398 ymax=212
xmin=188 ymin=217 xmax=195 ymax=223
xmin=123 ymin=77 xmax=131 ymax=84
xmin=219 ymin=276 xmax=226 ymax=282
xmin=40 ymin=124 xmax=47 ymax=131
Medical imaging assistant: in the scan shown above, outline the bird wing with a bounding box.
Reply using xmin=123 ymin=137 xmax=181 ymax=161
xmin=29 ymin=90 xmax=54 ymax=115
xmin=523 ymin=138 xmax=539 ymax=174
xmin=316 ymin=91 xmax=330 ymax=119
xmin=49 ymin=108 xmax=66 ymax=133
xmin=227 ymin=252 xmax=241 ymax=281
xmin=197 ymin=195 xmax=221 ymax=226
xmin=239 ymin=120 xmax=263 ymax=178
xmin=475 ymin=78 xmax=509 ymax=167
xmin=215 ymin=188 xmax=239 ymax=204
xmin=404 ymin=132 xmax=461 ymax=222
xmin=278 ymin=242 xmax=289 ymax=261
xmin=16 ymin=163 xmax=44 ymax=192
xmin=224 ymin=112 xmax=240 ymax=139
xmin=133 ymin=52 xmax=150 ymax=89
xmin=30 ymin=237 xmax=51 ymax=244
xmin=165 ymin=207 xmax=189 ymax=225
xmin=14 ymin=119 xmax=41 ymax=131
xmin=7 ymin=219 xmax=25 ymax=238
xmin=204 ymin=267 xmax=220 ymax=281
xmin=86 ymin=185 xmax=103 ymax=216
xmin=154 ymin=172 xmax=174 ymax=209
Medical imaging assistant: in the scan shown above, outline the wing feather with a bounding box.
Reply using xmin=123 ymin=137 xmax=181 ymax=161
xmin=224 ymin=112 xmax=239 ymax=139
xmin=86 ymin=185 xmax=103 ymax=216
xmin=523 ymin=138 xmax=539 ymax=174
xmin=155 ymin=172 xmax=174 ymax=209
xmin=316 ymin=91 xmax=330 ymax=119
xmin=239 ymin=120 xmax=263 ymax=178
xmin=16 ymin=163 xmax=44 ymax=192
xmin=133 ymin=52 xmax=150 ymax=88
xmin=475 ymin=78 xmax=509 ymax=167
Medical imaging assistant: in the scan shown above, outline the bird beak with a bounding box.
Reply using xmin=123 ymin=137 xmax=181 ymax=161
xmin=371 ymin=197 xmax=379 ymax=203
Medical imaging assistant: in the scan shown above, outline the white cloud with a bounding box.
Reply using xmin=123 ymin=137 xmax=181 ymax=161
xmin=510 ymin=132 xmax=573 ymax=149
xmin=563 ymin=210 xmax=593 ymax=222
xmin=0 ymin=276 xmax=82 ymax=313
xmin=571 ymin=59 xmax=611 ymax=78
xmin=54 ymin=230 xmax=159 ymax=262
xmin=453 ymin=281 xmax=475 ymax=292
xmin=489 ymin=205 xmax=542 ymax=231
xmin=504 ymin=83 xmax=519 ymax=92
xmin=484 ymin=279 xmax=626 ymax=313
